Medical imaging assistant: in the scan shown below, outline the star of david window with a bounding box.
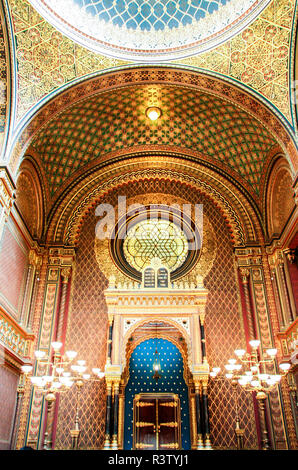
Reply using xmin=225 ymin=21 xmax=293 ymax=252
xmin=110 ymin=206 xmax=201 ymax=282
xmin=123 ymin=219 xmax=188 ymax=273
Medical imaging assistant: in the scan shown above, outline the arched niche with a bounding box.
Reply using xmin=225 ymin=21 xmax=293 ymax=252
xmin=15 ymin=158 xmax=44 ymax=239
xmin=266 ymin=156 xmax=296 ymax=238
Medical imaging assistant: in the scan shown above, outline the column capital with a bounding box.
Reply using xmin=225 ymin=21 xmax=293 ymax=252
xmin=283 ymin=248 xmax=296 ymax=264
xmin=239 ymin=267 xmax=250 ymax=283
xmin=28 ymin=248 xmax=43 ymax=268
xmin=61 ymin=267 xmax=72 ymax=282
xmin=192 ymin=363 xmax=210 ymax=388
xmin=105 ymin=364 xmax=122 ymax=384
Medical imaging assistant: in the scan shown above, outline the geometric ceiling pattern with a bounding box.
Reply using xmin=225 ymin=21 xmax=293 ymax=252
xmin=28 ymin=0 xmax=269 ymax=62
xmin=8 ymin=0 xmax=296 ymax=126
xmin=177 ymin=0 xmax=296 ymax=123
xmin=29 ymin=84 xmax=279 ymax=198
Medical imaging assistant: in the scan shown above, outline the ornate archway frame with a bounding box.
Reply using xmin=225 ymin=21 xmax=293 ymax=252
xmin=43 ymin=156 xmax=265 ymax=248
xmin=263 ymin=154 xmax=296 ymax=240
xmin=15 ymin=157 xmax=45 ymax=240
xmin=118 ymin=320 xmax=195 ymax=450
xmin=121 ymin=318 xmax=192 ymax=377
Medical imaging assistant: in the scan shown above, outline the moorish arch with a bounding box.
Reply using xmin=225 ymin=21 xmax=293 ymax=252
xmin=0 ymin=58 xmax=296 ymax=452
xmin=122 ymin=320 xmax=192 ymax=379
xmin=42 ymin=157 xmax=265 ymax=248
xmin=15 ymin=157 xmax=45 ymax=240
xmin=10 ymin=66 xmax=297 ymax=183
xmin=265 ymin=155 xmax=296 ymax=239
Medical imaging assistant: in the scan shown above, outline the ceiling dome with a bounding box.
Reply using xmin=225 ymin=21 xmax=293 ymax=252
xmin=29 ymin=0 xmax=271 ymax=61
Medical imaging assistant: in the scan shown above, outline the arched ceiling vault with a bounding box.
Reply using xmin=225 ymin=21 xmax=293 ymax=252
xmin=15 ymin=67 xmax=297 ymax=211
xmin=44 ymin=156 xmax=265 ymax=247
xmin=5 ymin=0 xmax=297 ymax=131
xmin=12 ymin=67 xmax=296 ymax=246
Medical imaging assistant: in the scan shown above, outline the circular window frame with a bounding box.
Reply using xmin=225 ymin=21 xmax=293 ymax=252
xmin=110 ymin=205 xmax=202 ymax=282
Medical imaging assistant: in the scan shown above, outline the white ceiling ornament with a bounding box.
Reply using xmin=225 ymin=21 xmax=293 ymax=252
xmin=28 ymin=0 xmax=271 ymax=61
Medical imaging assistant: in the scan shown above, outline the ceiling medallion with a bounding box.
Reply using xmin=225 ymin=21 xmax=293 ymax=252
xmin=146 ymin=106 xmax=162 ymax=121
xmin=29 ymin=0 xmax=271 ymax=61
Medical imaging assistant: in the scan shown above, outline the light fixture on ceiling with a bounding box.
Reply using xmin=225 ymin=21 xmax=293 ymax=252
xmin=152 ymin=323 xmax=162 ymax=381
xmin=146 ymin=106 xmax=162 ymax=121
xmin=152 ymin=346 xmax=161 ymax=382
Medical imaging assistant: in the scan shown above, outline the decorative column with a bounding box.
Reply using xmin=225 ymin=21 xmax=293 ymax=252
xmin=194 ymin=381 xmax=204 ymax=449
xmin=20 ymin=263 xmax=34 ymax=325
xmin=56 ymin=267 xmax=72 ymax=342
xmin=256 ymin=391 xmax=271 ymax=450
xmin=282 ymin=249 xmax=297 ymax=320
xmin=10 ymin=376 xmax=25 ymax=450
xmin=24 ymin=247 xmax=75 ymax=449
xmin=43 ymin=392 xmax=56 ymax=450
xmin=269 ymin=265 xmax=285 ymax=329
xmin=239 ymin=267 xmax=256 ymax=342
xmin=231 ymin=377 xmax=244 ymax=450
xmin=111 ymin=380 xmax=120 ymax=449
xmin=107 ymin=315 xmax=114 ymax=364
xmin=70 ymin=379 xmax=84 ymax=450
xmin=20 ymin=249 xmax=42 ymax=329
xmin=0 ymin=167 xmax=15 ymax=242
xmin=199 ymin=314 xmax=207 ymax=363
xmin=277 ymin=253 xmax=294 ymax=324
xmin=202 ymin=381 xmax=212 ymax=449
xmin=235 ymin=247 xmax=289 ymax=449
xmin=104 ymin=380 xmax=113 ymax=450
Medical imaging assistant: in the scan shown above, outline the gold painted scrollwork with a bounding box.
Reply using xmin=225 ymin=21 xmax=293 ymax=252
xmin=160 ymin=443 xmax=179 ymax=449
xmin=159 ymin=422 xmax=178 ymax=427
xmin=159 ymin=401 xmax=178 ymax=407
xmin=135 ymin=443 xmax=154 ymax=449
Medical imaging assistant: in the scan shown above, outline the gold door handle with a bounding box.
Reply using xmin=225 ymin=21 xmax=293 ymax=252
xmin=135 ymin=422 xmax=154 ymax=428
xmin=159 ymin=422 xmax=178 ymax=428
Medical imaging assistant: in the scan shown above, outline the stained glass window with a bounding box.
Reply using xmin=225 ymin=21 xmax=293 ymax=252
xmin=123 ymin=218 xmax=189 ymax=273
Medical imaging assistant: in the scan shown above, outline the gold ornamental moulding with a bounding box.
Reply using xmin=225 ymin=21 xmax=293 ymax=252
xmin=11 ymin=67 xmax=297 ymax=179
xmin=51 ymin=162 xmax=253 ymax=248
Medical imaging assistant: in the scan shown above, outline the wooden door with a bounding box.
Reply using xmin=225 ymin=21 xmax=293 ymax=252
xmin=133 ymin=393 xmax=181 ymax=450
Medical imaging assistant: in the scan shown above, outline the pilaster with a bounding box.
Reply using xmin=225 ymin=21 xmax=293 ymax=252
xmin=0 ymin=167 xmax=15 ymax=243
xmin=22 ymin=247 xmax=75 ymax=449
xmin=235 ymin=247 xmax=290 ymax=450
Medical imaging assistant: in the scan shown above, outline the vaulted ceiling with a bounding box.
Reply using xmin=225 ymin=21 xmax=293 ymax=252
xmin=28 ymin=83 xmax=281 ymax=202
xmin=6 ymin=0 xmax=297 ymax=127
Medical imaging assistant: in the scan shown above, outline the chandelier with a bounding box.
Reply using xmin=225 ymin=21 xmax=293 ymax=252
xmin=210 ymin=339 xmax=291 ymax=450
xmin=21 ymin=341 xmax=105 ymax=450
